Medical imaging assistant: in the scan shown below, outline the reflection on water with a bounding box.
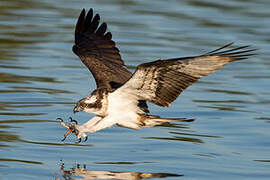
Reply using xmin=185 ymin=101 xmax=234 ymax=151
xmin=0 ymin=0 xmax=270 ymax=179
xmin=56 ymin=163 xmax=182 ymax=180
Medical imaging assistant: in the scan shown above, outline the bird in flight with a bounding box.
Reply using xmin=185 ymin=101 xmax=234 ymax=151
xmin=59 ymin=8 xmax=255 ymax=142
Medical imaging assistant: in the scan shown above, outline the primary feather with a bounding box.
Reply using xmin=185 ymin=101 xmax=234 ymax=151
xmin=72 ymin=8 xmax=131 ymax=90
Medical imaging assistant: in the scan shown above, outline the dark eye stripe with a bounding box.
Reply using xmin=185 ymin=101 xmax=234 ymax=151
xmin=84 ymin=101 xmax=102 ymax=109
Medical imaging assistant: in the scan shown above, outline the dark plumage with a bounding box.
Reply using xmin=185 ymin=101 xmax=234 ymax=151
xmin=72 ymin=8 xmax=131 ymax=90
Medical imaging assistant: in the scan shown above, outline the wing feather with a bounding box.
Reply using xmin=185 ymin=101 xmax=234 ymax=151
xmin=72 ymin=8 xmax=132 ymax=89
xmin=117 ymin=43 xmax=256 ymax=107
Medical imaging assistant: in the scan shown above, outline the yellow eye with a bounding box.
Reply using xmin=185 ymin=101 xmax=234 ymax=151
xmin=80 ymin=103 xmax=87 ymax=108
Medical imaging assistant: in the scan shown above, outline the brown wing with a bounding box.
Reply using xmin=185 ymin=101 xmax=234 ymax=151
xmin=119 ymin=43 xmax=256 ymax=107
xmin=72 ymin=8 xmax=132 ymax=89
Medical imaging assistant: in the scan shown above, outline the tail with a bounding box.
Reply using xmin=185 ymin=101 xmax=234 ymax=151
xmin=141 ymin=115 xmax=194 ymax=127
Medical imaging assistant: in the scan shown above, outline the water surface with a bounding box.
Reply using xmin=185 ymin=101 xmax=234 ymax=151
xmin=0 ymin=0 xmax=270 ymax=179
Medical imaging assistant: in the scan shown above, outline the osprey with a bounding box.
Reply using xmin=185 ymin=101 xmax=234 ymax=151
xmin=59 ymin=8 xmax=255 ymax=142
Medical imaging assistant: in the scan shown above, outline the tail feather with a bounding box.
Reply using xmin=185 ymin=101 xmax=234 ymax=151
xmin=142 ymin=115 xmax=194 ymax=127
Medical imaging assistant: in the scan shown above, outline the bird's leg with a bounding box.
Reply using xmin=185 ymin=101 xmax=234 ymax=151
xmin=57 ymin=117 xmax=88 ymax=143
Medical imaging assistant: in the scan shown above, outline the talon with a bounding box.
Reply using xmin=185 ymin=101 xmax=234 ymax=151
xmin=84 ymin=136 xmax=88 ymax=142
xmin=77 ymin=138 xmax=82 ymax=143
xmin=69 ymin=117 xmax=78 ymax=124
xmin=57 ymin=118 xmax=63 ymax=122
xmin=61 ymin=136 xmax=67 ymax=142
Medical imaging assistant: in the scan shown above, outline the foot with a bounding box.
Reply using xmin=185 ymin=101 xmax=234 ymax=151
xmin=57 ymin=117 xmax=88 ymax=143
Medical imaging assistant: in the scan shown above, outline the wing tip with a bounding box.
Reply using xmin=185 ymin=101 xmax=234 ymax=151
xmin=75 ymin=8 xmax=111 ymax=43
xmin=204 ymin=43 xmax=257 ymax=61
xmin=96 ymin=22 xmax=107 ymax=36
xmin=74 ymin=9 xmax=87 ymax=44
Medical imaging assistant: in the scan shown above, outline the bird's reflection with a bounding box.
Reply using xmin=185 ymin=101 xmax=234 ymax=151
xmin=56 ymin=163 xmax=182 ymax=180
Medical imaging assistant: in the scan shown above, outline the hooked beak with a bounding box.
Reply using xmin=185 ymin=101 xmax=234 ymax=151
xmin=73 ymin=106 xmax=79 ymax=114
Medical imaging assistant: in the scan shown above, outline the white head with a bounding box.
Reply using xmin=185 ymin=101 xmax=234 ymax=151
xmin=73 ymin=88 xmax=108 ymax=116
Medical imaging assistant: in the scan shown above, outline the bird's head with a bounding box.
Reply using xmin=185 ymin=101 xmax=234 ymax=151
xmin=73 ymin=88 xmax=108 ymax=116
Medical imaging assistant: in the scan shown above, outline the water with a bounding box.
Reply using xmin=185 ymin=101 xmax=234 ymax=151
xmin=0 ymin=0 xmax=270 ymax=179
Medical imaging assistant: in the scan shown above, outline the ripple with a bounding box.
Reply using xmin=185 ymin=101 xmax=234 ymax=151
xmin=144 ymin=136 xmax=204 ymax=143
xmin=0 ymin=0 xmax=270 ymax=179
xmin=0 ymin=158 xmax=42 ymax=165
xmin=204 ymin=89 xmax=254 ymax=95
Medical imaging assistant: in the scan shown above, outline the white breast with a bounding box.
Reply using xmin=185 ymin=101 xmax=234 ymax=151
xmin=106 ymin=89 xmax=142 ymax=129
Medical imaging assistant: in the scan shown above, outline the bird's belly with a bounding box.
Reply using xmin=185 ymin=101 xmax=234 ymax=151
xmin=107 ymin=91 xmax=139 ymax=113
xmin=107 ymin=91 xmax=141 ymax=129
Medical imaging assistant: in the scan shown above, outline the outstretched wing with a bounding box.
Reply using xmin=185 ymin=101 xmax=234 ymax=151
xmin=117 ymin=43 xmax=256 ymax=107
xmin=72 ymin=8 xmax=132 ymax=89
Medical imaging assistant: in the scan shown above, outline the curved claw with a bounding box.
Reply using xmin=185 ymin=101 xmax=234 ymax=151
xmin=69 ymin=117 xmax=78 ymax=124
xmin=57 ymin=118 xmax=64 ymax=122
xmin=75 ymin=136 xmax=87 ymax=143
xmin=61 ymin=136 xmax=67 ymax=142
xmin=72 ymin=119 xmax=78 ymax=124
xmin=76 ymin=138 xmax=81 ymax=143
